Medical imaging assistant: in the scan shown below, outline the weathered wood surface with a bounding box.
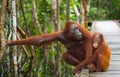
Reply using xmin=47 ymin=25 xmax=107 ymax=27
xmin=91 ymin=21 xmax=120 ymax=77
xmin=75 ymin=69 xmax=89 ymax=77
xmin=80 ymin=69 xmax=89 ymax=77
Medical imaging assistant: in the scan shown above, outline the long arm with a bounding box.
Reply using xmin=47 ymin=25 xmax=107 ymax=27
xmin=7 ymin=31 xmax=63 ymax=46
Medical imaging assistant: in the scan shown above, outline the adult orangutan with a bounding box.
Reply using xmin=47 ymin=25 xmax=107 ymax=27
xmin=6 ymin=21 xmax=111 ymax=74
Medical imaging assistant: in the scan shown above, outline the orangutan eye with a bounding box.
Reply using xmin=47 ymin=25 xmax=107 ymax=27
xmin=71 ymin=24 xmax=78 ymax=33
xmin=70 ymin=24 xmax=82 ymax=40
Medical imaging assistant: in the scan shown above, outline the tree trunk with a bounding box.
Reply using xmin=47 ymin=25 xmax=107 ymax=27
xmin=82 ymin=0 xmax=87 ymax=28
xmin=52 ymin=0 xmax=57 ymax=31
xmin=52 ymin=0 xmax=61 ymax=77
xmin=74 ymin=4 xmax=80 ymax=23
xmin=80 ymin=0 xmax=91 ymax=28
xmin=66 ymin=0 xmax=70 ymax=22
xmin=20 ymin=0 xmax=30 ymax=35
xmin=12 ymin=1 xmax=18 ymax=77
xmin=65 ymin=0 xmax=70 ymax=77
xmin=0 ymin=0 xmax=7 ymax=60
xmin=32 ymin=0 xmax=42 ymax=34
xmin=80 ymin=0 xmax=84 ymax=25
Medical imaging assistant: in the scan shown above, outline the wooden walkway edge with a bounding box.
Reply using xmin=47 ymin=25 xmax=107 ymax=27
xmin=90 ymin=21 xmax=120 ymax=77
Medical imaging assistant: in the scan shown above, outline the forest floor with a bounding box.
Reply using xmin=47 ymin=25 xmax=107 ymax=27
xmin=90 ymin=21 xmax=120 ymax=77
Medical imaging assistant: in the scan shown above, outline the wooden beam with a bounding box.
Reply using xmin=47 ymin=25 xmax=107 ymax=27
xmin=81 ymin=69 xmax=89 ymax=77
xmin=88 ymin=20 xmax=120 ymax=23
xmin=75 ymin=69 xmax=89 ymax=77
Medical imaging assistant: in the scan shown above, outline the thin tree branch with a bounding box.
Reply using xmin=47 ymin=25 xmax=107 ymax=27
xmin=20 ymin=0 xmax=30 ymax=35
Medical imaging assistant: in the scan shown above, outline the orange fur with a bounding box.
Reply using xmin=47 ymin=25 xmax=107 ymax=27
xmin=7 ymin=22 xmax=111 ymax=74
xmin=92 ymin=33 xmax=111 ymax=72
xmin=7 ymin=32 xmax=61 ymax=46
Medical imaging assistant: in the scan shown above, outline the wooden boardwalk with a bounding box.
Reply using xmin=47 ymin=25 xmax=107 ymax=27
xmin=90 ymin=21 xmax=120 ymax=77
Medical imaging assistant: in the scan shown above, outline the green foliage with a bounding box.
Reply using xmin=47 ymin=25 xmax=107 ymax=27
xmin=0 ymin=59 xmax=9 ymax=77
xmin=37 ymin=0 xmax=52 ymax=24
xmin=88 ymin=0 xmax=120 ymax=20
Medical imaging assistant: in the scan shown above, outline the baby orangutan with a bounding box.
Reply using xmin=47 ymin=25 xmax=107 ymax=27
xmin=87 ymin=33 xmax=111 ymax=72
xmin=93 ymin=33 xmax=103 ymax=49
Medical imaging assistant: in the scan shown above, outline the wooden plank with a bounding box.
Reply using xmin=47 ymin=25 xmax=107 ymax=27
xmin=111 ymin=51 xmax=120 ymax=55
xmin=110 ymin=48 xmax=120 ymax=51
xmin=108 ymin=45 xmax=120 ymax=48
xmin=106 ymin=38 xmax=120 ymax=41
xmin=80 ymin=69 xmax=89 ymax=77
xmin=109 ymin=61 xmax=120 ymax=70
xmin=88 ymin=20 xmax=120 ymax=23
xmin=75 ymin=69 xmax=89 ymax=77
xmin=106 ymin=39 xmax=120 ymax=42
xmin=107 ymin=42 xmax=120 ymax=45
xmin=111 ymin=55 xmax=120 ymax=61
xmin=104 ymin=36 xmax=120 ymax=39
xmin=90 ymin=73 xmax=120 ymax=77
xmin=102 ymin=33 xmax=120 ymax=36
